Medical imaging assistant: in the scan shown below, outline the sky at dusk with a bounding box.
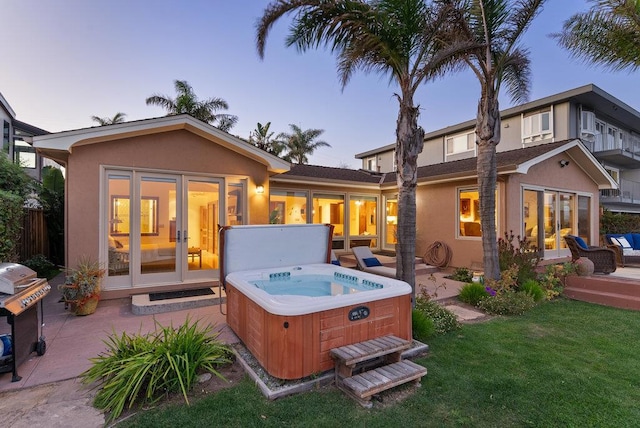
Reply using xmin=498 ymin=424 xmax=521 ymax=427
xmin=1 ymin=0 xmax=639 ymax=169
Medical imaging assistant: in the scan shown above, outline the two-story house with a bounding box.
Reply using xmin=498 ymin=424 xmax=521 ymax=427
xmin=355 ymin=84 xmax=637 ymax=254
xmin=1 ymin=91 xmax=51 ymax=181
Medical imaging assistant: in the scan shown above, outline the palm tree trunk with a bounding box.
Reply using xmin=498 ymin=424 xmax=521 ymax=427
xmin=395 ymin=92 xmax=424 ymax=304
xmin=476 ymin=89 xmax=501 ymax=280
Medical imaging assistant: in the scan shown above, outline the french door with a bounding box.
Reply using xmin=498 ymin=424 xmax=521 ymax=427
xmin=105 ymin=171 xmax=223 ymax=289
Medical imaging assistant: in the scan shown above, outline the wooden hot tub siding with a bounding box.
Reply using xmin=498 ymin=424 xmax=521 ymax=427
xmin=226 ymin=284 xmax=412 ymax=380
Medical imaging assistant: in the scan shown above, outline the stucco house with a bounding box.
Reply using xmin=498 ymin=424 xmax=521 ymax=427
xmin=32 ymin=84 xmax=624 ymax=298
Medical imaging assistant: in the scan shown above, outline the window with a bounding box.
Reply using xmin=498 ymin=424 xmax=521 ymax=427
xmin=522 ymin=110 xmax=553 ymax=143
xmin=458 ymin=189 xmax=482 ymax=237
xmin=2 ymin=121 xmax=9 ymax=154
xmin=13 ymin=140 xmax=36 ymax=168
xmin=349 ymin=195 xmax=378 ymax=247
xmin=604 ymin=167 xmax=619 ymax=184
xmin=365 ymin=157 xmax=376 ymax=171
xmin=312 ymin=193 xmax=344 ymax=249
xmin=269 ymin=190 xmax=308 ymax=224
xmin=581 ymin=110 xmax=596 ymax=136
xmin=446 ymin=131 xmax=475 ymax=155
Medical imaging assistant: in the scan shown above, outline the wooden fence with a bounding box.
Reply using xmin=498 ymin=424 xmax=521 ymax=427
xmin=19 ymin=208 xmax=49 ymax=261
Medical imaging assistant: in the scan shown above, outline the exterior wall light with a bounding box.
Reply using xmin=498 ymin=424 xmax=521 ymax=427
xmin=256 ymin=185 xmax=265 ymax=194
xmin=559 ymin=160 xmax=570 ymax=168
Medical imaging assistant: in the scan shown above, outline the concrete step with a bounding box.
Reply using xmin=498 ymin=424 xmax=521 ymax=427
xmin=563 ymin=287 xmax=640 ymax=311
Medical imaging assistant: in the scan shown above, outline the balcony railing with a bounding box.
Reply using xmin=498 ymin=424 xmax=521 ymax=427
xmin=589 ymin=132 xmax=640 ymax=155
xmin=601 ymin=178 xmax=640 ymax=204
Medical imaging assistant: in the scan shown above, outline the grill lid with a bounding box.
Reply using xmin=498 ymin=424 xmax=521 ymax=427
xmin=0 ymin=263 xmax=38 ymax=295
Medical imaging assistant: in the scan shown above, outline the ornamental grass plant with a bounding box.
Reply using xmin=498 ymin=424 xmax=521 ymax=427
xmin=81 ymin=317 xmax=232 ymax=423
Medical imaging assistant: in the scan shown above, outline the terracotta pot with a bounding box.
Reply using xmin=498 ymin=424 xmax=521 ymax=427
xmin=74 ymin=296 xmax=99 ymax=316
xmin=575 ymin=257 xmax=594 ymax=276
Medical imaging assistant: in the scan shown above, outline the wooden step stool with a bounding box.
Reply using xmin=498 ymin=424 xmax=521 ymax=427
xmin=330 ymin=335 xmax=427 ymax=407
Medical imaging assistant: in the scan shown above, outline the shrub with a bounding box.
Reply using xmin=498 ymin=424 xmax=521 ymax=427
xmin=23 ymin=254 xmax=58 ymax=279
xmin=414 ymin=293 xmax=461 ymax=334
xmin=478 ymin=291 xmax=536 ymax=316
xmin=0 ymin=190 xmax=24 ymax=262
xmin=412 ymin=309 xmax=435 ymax=341
xmin=484 ymin=264 xmax=519 ymax=295
xmin=449 ymin=267 xmax=474 ymax=283
xmin=537 ymin=263 xmax=573 ymax=300
xmin=458 ymin=282 xmax=490 ymax=306
xmin=498 ymin=231 xmax=540 ymax=284
xmin=520 ymin=279 xmax=545 ymax=302
xmin=81 ymin=317 xmax=232 ymax=423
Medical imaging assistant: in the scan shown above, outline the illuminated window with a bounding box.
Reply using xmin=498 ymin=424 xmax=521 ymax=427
xmin=349 ymin=195 xmax=378 ymax=247
xmin=313 ymin=193 xmax=344 ymax=249
xmin=269 ymin=190 xmax=308 ymax=224
xmin=458 ymin=188 xmax=497 ymax=238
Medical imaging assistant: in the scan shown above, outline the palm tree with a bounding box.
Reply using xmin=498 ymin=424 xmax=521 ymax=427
xmin=249 ymin=122 xmax=286 ymax=156
xmin=91 ymin=112 xmax=127 ymax=126
xmin=145 ymin=80 xmax=239 ymax=132
xmin=277 ymin=124 xmax=330 ymax=164
xmin=552 ymin=0 xmax=640 ymax=72
xmin=453 ymin=0 xmax=546 ymax=280
xmin=256 ymin=0 xmax=461 ymax=296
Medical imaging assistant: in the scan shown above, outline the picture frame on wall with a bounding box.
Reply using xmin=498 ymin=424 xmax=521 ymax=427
xmin=460 ymin=198 xmax=470 ymax=215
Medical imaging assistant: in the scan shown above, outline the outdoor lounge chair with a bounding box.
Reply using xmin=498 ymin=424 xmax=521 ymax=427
xmin=564 ymin=235 xmax=616 ymax=274
xmin=351 ymin=246 xmax=397 ymax=278
xmin=330 ymin=250 xmax=341 ymax=266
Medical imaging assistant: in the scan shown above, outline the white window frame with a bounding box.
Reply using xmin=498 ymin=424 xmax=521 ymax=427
xmin=581 ymin=110 xmax=596 ymax=136
xmin=365 ymin=156 xmax=376 ymax=171
xmin=445 ymin=131 xmax=475 ymax=157
xmin=604 ymin=166 xmax=620 ymax=184
xmin=522 ymin=107 xmax=553 ymax=143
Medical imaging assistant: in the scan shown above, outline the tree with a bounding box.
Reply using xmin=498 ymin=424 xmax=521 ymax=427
xmin=277 ymin=124 xmax=330 ymax=164
xmin=146 ymin=80 xmax=239 ymax=132
xmin=453 ymin=0 xmax=546 ymax=280
xmin=552 ymin=0 xmax=640 ymax=72
xmin=249 ymin=122 xmax=286 ymax=156
xmin=256 ymin=0 xmax=461 ymax=297
xmin=91 ymin=112 xmax=127 ymax=126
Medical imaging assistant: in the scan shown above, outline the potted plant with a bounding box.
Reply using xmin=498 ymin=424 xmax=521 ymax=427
xmin=59 ymin=257 xmax=105 ymax=316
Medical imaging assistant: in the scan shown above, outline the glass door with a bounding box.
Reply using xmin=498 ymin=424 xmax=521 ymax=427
xmin=137 ymin=175 xmax=180 ymax=285
xmin=184 ymin=178 xmax=221 ymax=279
xmin=383 ymin=197 xmax=398 ymax=251
xmin=543 ymin=191 xmax=573 ymax=258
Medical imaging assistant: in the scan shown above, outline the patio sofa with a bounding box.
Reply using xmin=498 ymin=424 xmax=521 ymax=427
xmin=604 ymin=233 xmax=640 ymax=267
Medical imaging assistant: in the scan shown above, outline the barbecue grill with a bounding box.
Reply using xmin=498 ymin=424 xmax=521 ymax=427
xmin=0 ymin=263 xmax=50 ymax=382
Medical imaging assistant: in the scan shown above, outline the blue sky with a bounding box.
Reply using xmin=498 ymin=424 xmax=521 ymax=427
xmin=1 ymin=0 xmax=639 ymax=168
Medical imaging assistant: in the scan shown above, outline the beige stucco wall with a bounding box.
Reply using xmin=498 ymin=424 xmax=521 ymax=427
xmin=66 ymin=129 xmax=270 ymax=270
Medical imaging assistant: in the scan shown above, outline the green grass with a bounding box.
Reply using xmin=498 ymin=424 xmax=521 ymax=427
xmin=121 ymin=299 xmax=640 ymax=427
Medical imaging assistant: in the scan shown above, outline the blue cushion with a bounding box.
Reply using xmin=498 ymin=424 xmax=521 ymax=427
xmin=363 ymin=257 xmax=382 ymax=267
xmin=331 ymin=259 xmax=341 ymax=266
xmin=571 ymin=235 xmax=588 ymax=249
xmin=629 ymin=234 xmax=640 ymax=250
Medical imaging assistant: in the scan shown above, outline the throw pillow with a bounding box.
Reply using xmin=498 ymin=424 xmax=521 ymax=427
xmin=609 ymin=237 xmax=621 ymax=247
xmin=331 ymin=259 xmax=341 ymax=266
xmin=363 ymin=257 xmax=382 ymax=267
xmin=572 ymin=235 xmax=588 ymax=249
xmin=617 ymin=236 xmax=633 ymax=249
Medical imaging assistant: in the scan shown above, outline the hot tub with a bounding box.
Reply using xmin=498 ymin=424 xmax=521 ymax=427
xmin=221 ymin=225 xmax=412 ymax=380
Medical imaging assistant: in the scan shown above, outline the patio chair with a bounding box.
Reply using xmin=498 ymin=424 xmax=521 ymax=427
xmin=564 ymin=235 xmax=616 ymax=274
xmin=351 ymin=246 xmax=397 ymax=278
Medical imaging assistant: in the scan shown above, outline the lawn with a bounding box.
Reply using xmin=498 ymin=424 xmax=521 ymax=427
xmin=121 ymin=299 xmax=640 ymax=427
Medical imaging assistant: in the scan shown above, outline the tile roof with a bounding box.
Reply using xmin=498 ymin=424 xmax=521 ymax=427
xmin=277 ymin=140 xmax=575 ymax=187
xmin=273 ymin=164 xmax=386 ymax=184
